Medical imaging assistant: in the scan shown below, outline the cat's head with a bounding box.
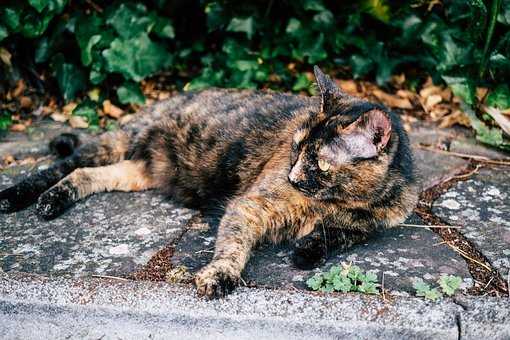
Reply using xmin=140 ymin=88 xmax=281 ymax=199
xmin=288 ymin=66 xmax=394 ymax=202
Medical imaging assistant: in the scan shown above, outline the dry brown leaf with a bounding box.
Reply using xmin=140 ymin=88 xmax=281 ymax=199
xmin=425 ymin=94 xmax=442 ymax=109
xmin=10 ymin=123 xmax=26 ymax=132
xmin=50 ymin=112 xmax=69 ymax=122
xmin=372 ymin=89 xmax=413 ymax=109
xmin=0 ymin=47 xmax=12 ymax=67
xmin=476 ymin=87 xmax=489 ymax=101
xmin=69 ymin=116 xmax=89 ymax=129
xmin=12 ymin=80 xmax=26 ymax=98
xmin=119 ymin=114 xmax=135 ymax=125
xmin=3 ymin=155 xmax=15 ymax=165
xmin=158 ymin=92 xmax=171 ymax=100
xmin=430 ymin=104 xmax=450 ymax=121
xmin=19 ymin=96 xmax=33 ymax=109
xmin=439 ymin=110 xmax=471 ymax=128
xmin=338 ymin=79 xmax=358 ymax=95
xmin=103 ymin=100 xmax=123 ymax=119
xmin=396 ymin=89 xmax=415 ymax=99
xmin=62 ymin=102 xmax=78 ymax=114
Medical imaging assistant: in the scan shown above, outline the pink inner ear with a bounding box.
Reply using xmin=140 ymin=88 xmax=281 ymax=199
xmin=345 ymin=109 xmax=392 ymax=151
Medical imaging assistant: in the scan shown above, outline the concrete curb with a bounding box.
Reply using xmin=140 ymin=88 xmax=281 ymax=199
xmin=0 ymin=272 xmax=508 ymax=339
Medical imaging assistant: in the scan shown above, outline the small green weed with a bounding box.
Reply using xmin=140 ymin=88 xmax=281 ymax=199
xmin=306 ymin=263 xmax=379 ymax=294
xmin=413 ymin=275 xmax=463 ymax=301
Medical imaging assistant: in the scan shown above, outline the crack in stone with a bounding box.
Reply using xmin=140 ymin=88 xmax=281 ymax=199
xmin=416 ymin=161 xmax=509 ymax=296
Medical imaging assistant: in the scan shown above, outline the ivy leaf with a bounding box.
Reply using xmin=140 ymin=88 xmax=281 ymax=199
xmin=302 ymin=0 xmax=326 ymax=12
xmin=0 ymin=112 xmax=12 ymax=131
xmin=103 ymin=33 xmax=172 ymax=81
xmin=0 ymin=25 xmax=8 ymax=42
xmin=28 ymin=0 xmax=50 ymax=13
xmin=438 ymin=275 xmax=462 ymax=296
xmin=2 ymin=7 xmax=21 ymax=31
xmin=117 ymin=81 xmax=146 ymax=105
xmin=227 ymin=17 xmax=255 ymax=39
xmin=486 ymin=84 xmax=510 ymax=110
xmin=362 ymin=0 xmax=391 ymax=23
xmin=442 ymin=76 xmax=476 ymax=106
xmin=107 ymin=3 xmax=154 ymax=39
xmin=52 ymin=55 xmax=86 ymax=100
xmin=72 ymin=100 xmax=99 ymax=127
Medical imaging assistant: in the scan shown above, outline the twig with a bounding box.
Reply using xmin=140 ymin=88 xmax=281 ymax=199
xmin=85 ymin=0 xmax=103 ymax=13
xmin=416 ymin=145 xmax=510 ymax=166
xmin=381 ymin=272 xmax=386 ymax=302
xmin=240 ymin=277 xmax=248 ymax=287
xmin=195 ymin=248 xmax=214 ymax=254
xmin=450 ymin=164 xmax=483 ymax=180
xmin=398 ymin=223 xmax=461 ymax=229
xmin=91 ymin=274 xmax=129 ymax=281
xmin=484 ymin=276 xmax=495 ymax=290
xmin=445 ymin=243 xmax=492 ymax=272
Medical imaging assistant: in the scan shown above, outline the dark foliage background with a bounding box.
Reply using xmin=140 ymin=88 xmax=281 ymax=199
xmin=1 ymin=0 xmax=509 ymax=148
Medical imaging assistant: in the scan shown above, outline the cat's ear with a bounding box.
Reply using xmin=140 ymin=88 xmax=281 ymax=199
xmin=342 ymin=109 xmax=392 ymax=154
xmin=313 ymin=65 xmax=349 ymax=113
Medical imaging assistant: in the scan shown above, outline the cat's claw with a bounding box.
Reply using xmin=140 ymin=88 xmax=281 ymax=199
xmin=195 ymin=264 xmax=239 ymax=299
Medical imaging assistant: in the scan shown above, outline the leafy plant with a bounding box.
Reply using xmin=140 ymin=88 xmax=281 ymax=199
xmin=306 ymin=263 xmax=379 ymax=295
xmin=413 ymin=275 xmax=462 ymax=301
xmin=0 ymin=0 xmax=510 ymax=145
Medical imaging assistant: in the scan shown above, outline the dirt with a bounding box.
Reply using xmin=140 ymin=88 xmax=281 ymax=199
xmin=128 ymin=246 xmax=175 ymax=281
xmin=415 ymin=160 xmax=509 ymax=296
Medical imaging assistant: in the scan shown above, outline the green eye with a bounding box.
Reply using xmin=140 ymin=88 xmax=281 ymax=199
xmin=318 ymin=159 xmax=331 ymax=171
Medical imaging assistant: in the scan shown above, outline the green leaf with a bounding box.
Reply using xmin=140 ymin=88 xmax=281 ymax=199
xmin=117 ymin=81 xmax=146 ymax=105
xmin=362 ymin=0 xmax=391 ymax=23
xmin=424 ymin=288 xmax=442 ymax=301
xmin=350 ymin=54 xmax=373 ymax=78
xmin=52 ymin=56 xmax=86 ymax=100
xmin=227 ymin=17 xmax=255 ymax=39
xmin=313 ymin=10 xmax=334 ymax=29
xmin=72 ymin=100 xmax=99 ymax=126
xmin=306 ymin=273 xmax=324 ymax=291
xmin=0 ymin=113 xmax=12 ymax=131
xmin=2 ymin=7 xmax=21 ymax=31
xmin=82 ymin=35 xmax=101 ymax=66
xmin=153 ymin=17 xmax=175 ymax=38
xmin=103 ymin=33 xmax=172 ymax=81
xmin=413 ymin=279 xmax=432 ymax=296
xmin=0 ymin=25 xmax=8 ymax=42
xmin=486 ymin=84 xmax=510 ymax=110
xmin=292 ymin=73 xmax=312 ymax=92
xmin=438 ymin=275 xmax=462 ymax=296
xmin=28 ymin=0 xmax=50 ymax=12
xmin=462 ymin=103 xmax=510 ymax=150
xmin=107 ymin=3 xmax=154 ymax=39
xmin=358 ymin=281 xmax=379 ymax=294
xmin=332 ymin=275 xmax=352 ymax=293
xmin=286 ymin=18 xmax=302 ymax=36
xmin=364 ymin=272 xmax=378 ymax=283
xmin=442 ymin=76 xmax=476 ymax=106
xmin=302 ymin=0 xmax=326 ymax=11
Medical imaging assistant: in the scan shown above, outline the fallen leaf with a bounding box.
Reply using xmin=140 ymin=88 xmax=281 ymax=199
xmin=0 ymin=47 xmax=12 ymax=67
xmin=12 ymin=79 xmax=26 ymax=98
xmin=3 ymin=155 xmax=15 ymax=165
xmin=425 ymin=94 xmax=442 ymax=109
xmin=338 ymin=79 xmax=358 ymax=95
xmin=396 ymin=89 xmax=415 ymax=99
xmin=419 ymin=84 xmax=442 ymax=99
xmin=372 ymin=89 xmax=413 ymax=109
xmin=69 ymin=116 xmax=89 ymax=129
xmin=50 ymin=112 xmax=69 ymax=122
xmin=476 ymin=87 xmax=489 ymax=101
xmin=157 ymin=92 xmax=171 ymax=100
xmin=439 ymin=110 xmax=470 ymax=128
xmin=88 ymin=88 xmax=101 ymax=102
xmin=62 ymin=102 xmax=78 ymax=114
xmin=10 ymin=123 xmax=26 ymax=132
xmin=19 ymin=96 xmax=33 ymax=109
xmin=102 ymin=100 xmax=123 ymax=119
xmin=119 ymin=114 xmax=135 ymax=125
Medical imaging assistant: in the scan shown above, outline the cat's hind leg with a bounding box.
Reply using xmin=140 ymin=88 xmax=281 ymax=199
xmin=36 ymin=160 xmax=155 ymax=220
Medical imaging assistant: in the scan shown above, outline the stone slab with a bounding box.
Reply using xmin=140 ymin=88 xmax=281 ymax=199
xmin=1 ymin=167 xmax=193 ymax=276
xmin=173 ymin=214 xmax=472 ymax=294
xmin=1 ymin=272 xmax=510 ymax=340
xmin=433 ymin=167 xmax=510 ymax=277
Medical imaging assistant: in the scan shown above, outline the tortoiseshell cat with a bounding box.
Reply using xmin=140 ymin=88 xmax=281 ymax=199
xmin=0 ymin=67 xmax=418 ymax=298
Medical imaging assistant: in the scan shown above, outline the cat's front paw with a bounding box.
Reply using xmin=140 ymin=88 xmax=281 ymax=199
xmin=195 ymin=262 xmax=240 ymax=299
xmin=292 ymin=237 xmax=327 ymax=270
xmin=36 ymin=182 xmax=78 ymax=220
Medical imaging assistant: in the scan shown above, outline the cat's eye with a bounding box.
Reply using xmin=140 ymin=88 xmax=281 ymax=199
xmin=318 ymin=159 xmax=331 ymax=172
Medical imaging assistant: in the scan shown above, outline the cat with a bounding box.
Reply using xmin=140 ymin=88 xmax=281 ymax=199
xmin=0 ymin=66 xmax=418 ymax=298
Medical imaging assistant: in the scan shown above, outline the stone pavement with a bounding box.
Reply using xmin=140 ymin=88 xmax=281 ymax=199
xmin=1 ymin=119 xmax=509 ymax=338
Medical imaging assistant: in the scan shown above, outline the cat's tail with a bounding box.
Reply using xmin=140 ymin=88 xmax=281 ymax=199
xmin=0 ymin=130 xmax=131 ymax=213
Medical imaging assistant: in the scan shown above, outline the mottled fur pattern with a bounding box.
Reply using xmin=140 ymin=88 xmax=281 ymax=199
xmin=0 ymin=67 xmax=418 ymax=298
